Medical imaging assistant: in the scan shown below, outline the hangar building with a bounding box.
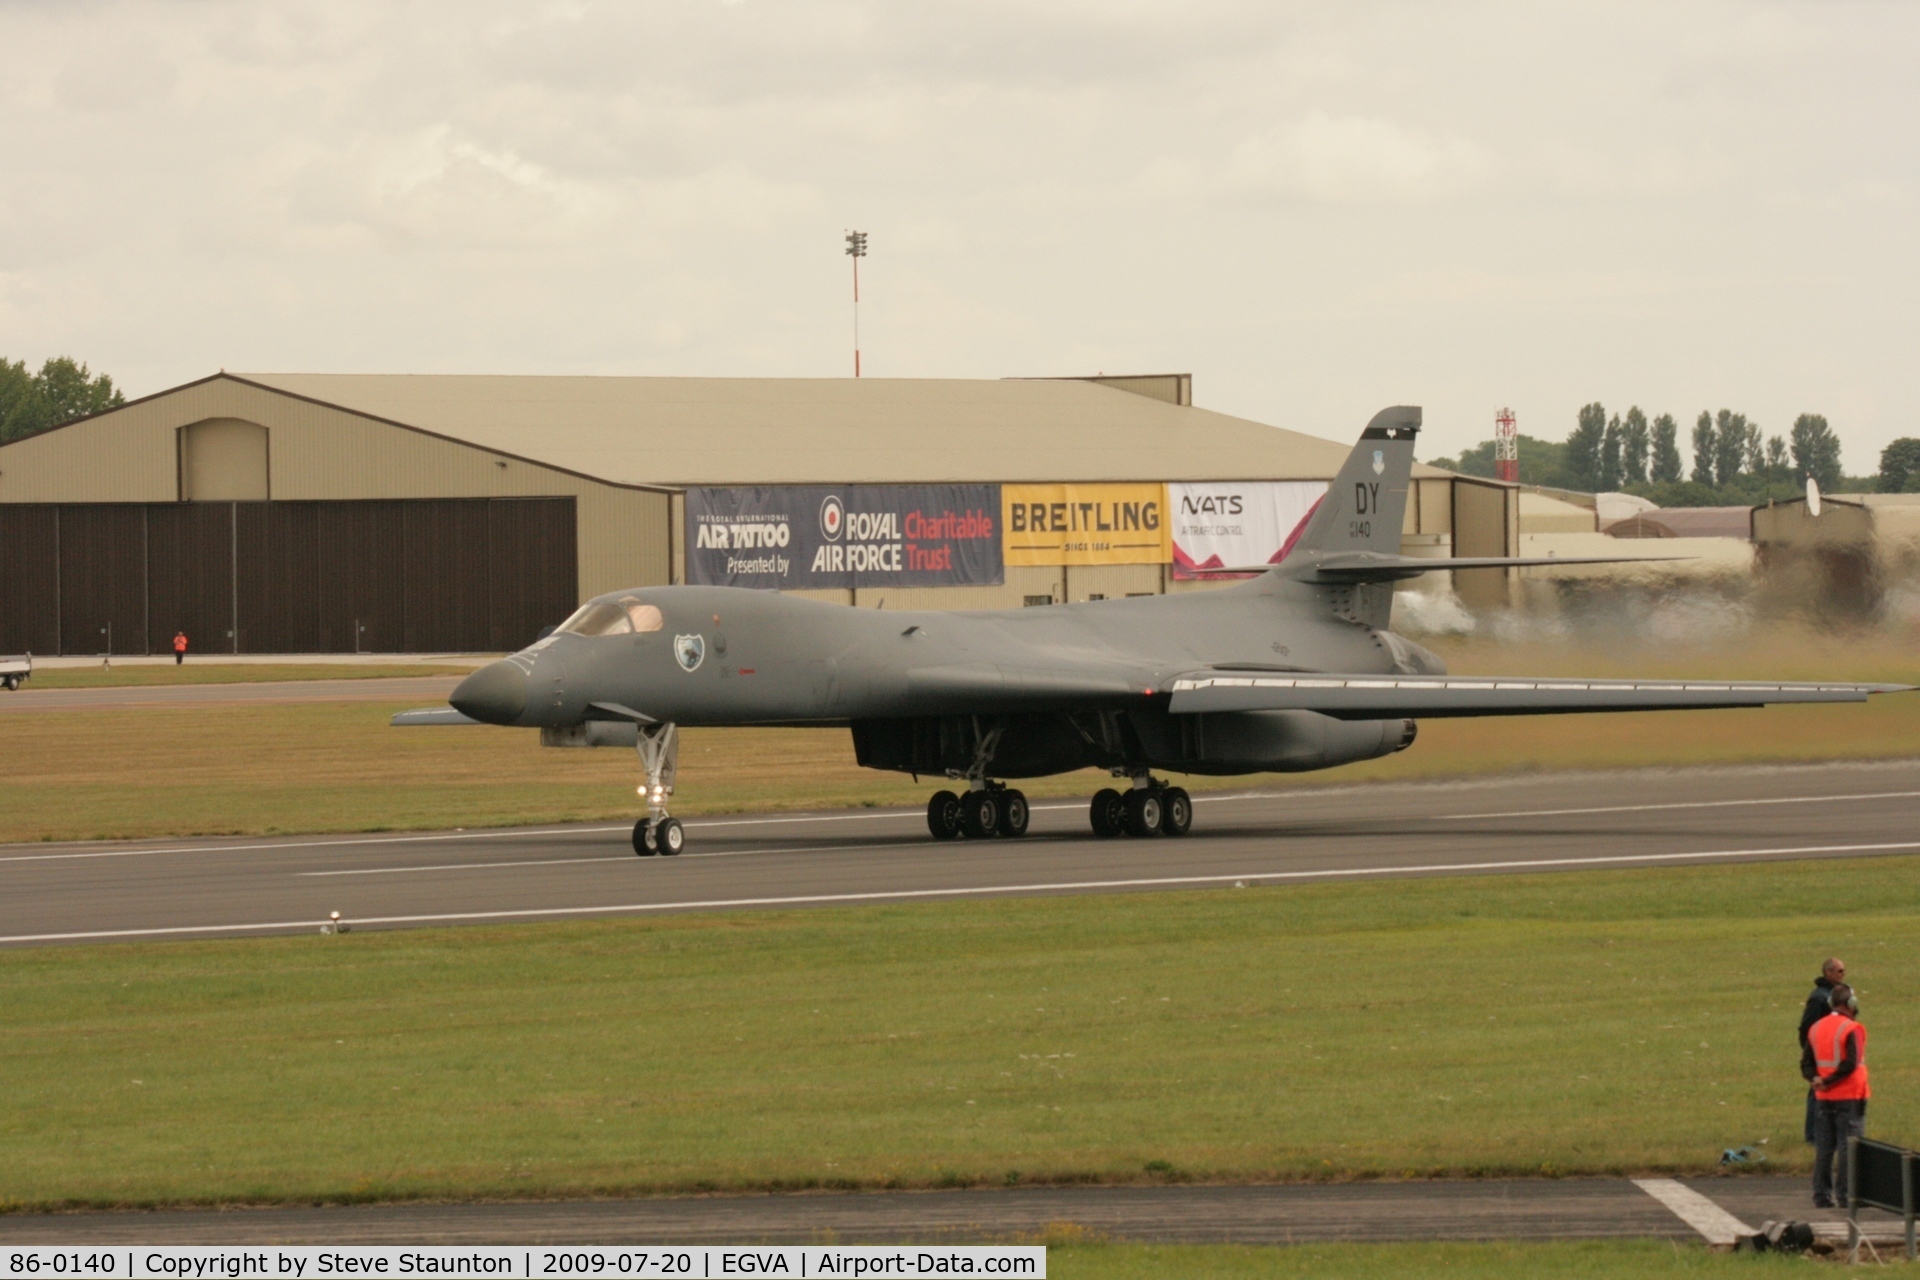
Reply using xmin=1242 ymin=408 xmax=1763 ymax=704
xmin=0 ymin=372 xmax=1511 ymax=655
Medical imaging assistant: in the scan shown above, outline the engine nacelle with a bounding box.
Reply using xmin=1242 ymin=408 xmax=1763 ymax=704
xmin=1133 ymin=708 xmax=1417 ymax=776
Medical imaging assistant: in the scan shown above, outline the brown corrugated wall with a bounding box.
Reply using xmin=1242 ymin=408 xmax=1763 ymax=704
xmin=0 ymin=498 xmax=576 ymax=655
xmin=0 ymin=505 xmax=60 ymax=654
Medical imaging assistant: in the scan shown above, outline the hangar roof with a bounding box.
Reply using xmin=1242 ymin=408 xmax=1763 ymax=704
xmin=234 ymin=373 xmax=1447 ymax=487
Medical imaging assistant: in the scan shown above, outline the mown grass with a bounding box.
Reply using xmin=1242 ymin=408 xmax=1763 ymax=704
xmin=2 ymin=854 xmax=1916 ymax=1209
xmin=20 ymin=663 xmax=474 ymax=689
xmin=0 ymin=629 xmax=1913 ymax=843
xmin=1049 ymin=1240 xmax=1808 ymax=1279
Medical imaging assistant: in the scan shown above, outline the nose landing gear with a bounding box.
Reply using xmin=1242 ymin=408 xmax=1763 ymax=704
xmin=631 ymin=722 xmax=684 ymax=856
xmin=1090 ymin=778 xmax=1191 ymax=839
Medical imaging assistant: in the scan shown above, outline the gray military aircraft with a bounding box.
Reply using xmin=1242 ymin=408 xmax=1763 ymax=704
xmin=401 ymin=407 xmax=1908 ymax=856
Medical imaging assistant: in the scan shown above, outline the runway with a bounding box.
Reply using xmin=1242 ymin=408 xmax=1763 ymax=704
xmin=0 ymin=1175 xmax=1896 ymax=1246
xmin=2 ymin=759 xmax=1917 ymax=946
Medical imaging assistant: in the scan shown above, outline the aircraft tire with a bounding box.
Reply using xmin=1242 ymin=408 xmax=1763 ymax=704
xmin=1089 ymin=788 xmax=1125 ymax=838
xmin=656 ymin=817 xmax=685 ymax=855
xmin=927 ymin=790 xmax=963 ymax=840
xmin=1123 ymin=789 xmax=1164 ymax=837
xmin=632 ymin=818 xmax=659 ymax=856
xmin=1160 ymin=787 xmax=1193 ymax=836
xmin=997 ymin=789 xmax=1030 ymax=838
xmin=958 ymin=790 xmax=1001 ymax=839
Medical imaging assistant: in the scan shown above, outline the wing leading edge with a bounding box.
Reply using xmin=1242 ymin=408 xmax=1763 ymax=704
xmin=1168 ymin=673 xmax=1912 ymax=720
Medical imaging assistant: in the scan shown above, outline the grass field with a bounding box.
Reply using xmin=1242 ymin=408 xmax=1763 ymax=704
xmin=0 ymin=629 xmax=1913 ymax=843
xmin=1048 ymin=1241 xmax=1807 ymax=1279
xmin=3 ymin=853 xmax=1916 ymax=1209
xmin=20 ymin=663 xmax=474 ymax=689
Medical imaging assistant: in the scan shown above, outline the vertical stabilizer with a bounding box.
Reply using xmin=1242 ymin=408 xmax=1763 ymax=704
xmin=1290 ymin=406 xmax=1420 ymax=557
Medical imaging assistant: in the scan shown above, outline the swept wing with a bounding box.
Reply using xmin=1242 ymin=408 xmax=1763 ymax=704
xmin=1168 ymin=672 xmax=1911 ymax=720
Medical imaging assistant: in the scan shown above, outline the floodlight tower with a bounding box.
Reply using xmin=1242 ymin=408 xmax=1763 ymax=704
xmin=845 ymin=230 xmax=868 ymax=377
xmin=1494 ymin=407 xmax=1518 ymax=482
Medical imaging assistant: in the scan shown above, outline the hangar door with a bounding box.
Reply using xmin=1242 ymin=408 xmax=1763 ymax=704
xmin=0 ymin=498 xmax=577 ymax=655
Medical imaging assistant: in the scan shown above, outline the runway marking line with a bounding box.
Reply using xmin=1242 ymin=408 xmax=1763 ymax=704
xmin=300 ymin=841 xmax=942 ymax=876
xmin=5 ymin=838 xmax=1919 ymax=945
xmin=0 ymin=791 xmax=1345 ymax=865
xmin=1632 ymin=1179 xmax=1753 ymax=1246
xmin=1436 ymin=790 xmax=1920 ymax=821
xmin=8 ymin=783 xmax=1910 ymax=867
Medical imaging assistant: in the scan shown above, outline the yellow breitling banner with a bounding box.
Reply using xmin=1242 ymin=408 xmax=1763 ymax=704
xmin=1002 ymin=483 xmax=1171 ymax=566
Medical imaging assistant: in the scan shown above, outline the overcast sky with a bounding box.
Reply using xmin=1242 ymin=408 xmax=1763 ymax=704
xmin=2 ymin=0 xmax=1915 ymax=468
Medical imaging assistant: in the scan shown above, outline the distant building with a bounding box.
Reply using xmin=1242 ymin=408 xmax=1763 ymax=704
xmin=0 ymin=372 xmax=1503 ymax=654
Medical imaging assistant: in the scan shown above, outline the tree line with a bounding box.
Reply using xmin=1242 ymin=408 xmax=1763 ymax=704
xmin=0 ymin=357 xmax=126 ymax=444
xmin=1428 ymin=402 xmax=1920 ymax=503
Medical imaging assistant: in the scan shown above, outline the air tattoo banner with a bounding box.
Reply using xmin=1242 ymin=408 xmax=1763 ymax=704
xmin=1002 ymin=483 xmax=1170 ymax=566
xmin=686 ymin=485 xmax=1003 ymax=589
xmin=1169 ymin=480 xmax=1328 ymax=579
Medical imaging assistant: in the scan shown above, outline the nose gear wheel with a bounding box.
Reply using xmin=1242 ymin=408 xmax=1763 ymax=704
xmin=631 ymin=722 xmax=684 ymax=855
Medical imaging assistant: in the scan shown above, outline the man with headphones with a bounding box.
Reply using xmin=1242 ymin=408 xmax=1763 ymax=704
xmin=1803 ymin=981 xmax=1870 ymax=1209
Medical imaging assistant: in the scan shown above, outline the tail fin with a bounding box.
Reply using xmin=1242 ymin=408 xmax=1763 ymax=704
xmin=1290 ymin=406 xmax=1420 ymax=558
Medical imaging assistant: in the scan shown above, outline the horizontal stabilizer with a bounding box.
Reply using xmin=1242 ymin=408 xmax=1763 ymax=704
xmin=1168 ymin=673 xmax=1911 ymax=720
xmin=1182 ymin=553 xmax=1688 ymax=581
xmin=391 ymin=707 xmax=480 ymax=726
xmin=1302 ymin=552 xmax=1689 ymax=582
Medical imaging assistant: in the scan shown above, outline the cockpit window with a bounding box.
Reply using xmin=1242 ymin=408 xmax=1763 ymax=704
xmin=556 ymin=598 xmax=664 ymax=638
xmin=557 ymin=601 xmax=633 ymax=637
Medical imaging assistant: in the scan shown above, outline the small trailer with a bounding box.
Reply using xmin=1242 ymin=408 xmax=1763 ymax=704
xmin=1 ymin=654 xmax=31 ymax=691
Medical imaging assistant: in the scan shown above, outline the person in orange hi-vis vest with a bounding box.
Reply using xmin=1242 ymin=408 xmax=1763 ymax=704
xmin=173 ymin=631 xmax=189 ymax=665
xmin=1803 ymin=982 xmax=1869 ymax=1208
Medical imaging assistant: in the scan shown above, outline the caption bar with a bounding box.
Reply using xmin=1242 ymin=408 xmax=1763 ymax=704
xmin=4 ymin=1250 xmax=1043 ymax=1280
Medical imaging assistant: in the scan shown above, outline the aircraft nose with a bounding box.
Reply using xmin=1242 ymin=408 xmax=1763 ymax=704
xmin=450 ymin=660 xmax=528 ymax=725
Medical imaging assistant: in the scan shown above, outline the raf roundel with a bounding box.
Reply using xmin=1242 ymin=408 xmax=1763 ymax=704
xmin=673 ymin=633 xmax=706 ymax=672
xmin=820 ymin=494 xmax=844 ymax=541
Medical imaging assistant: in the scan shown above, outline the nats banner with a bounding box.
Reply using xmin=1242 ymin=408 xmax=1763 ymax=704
xmin=1002 ymin=483 xmax=1170 ymax=566
xmin=1170 ymin=481 xmax=1328 ymax=579
xmin=686 ymin=485 xmax=1003 ymax=589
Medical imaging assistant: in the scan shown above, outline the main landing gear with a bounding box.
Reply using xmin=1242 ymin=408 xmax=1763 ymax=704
xmin=925 ymin=719 xmax=1030 ymax=840
xmin=631 ymin=722 xmax=685 ymax=856
xmin=927 ymin=783 xmax=1031 ymax=840
xmin=1089 ymin=778 xmax=1192 ymax=839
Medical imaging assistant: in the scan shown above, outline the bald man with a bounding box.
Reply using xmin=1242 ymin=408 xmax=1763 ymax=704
xmin=1800 ymin=958 xmax=1846 ymax=1143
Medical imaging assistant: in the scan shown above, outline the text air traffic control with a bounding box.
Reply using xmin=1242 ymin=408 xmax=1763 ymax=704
xmin=3 ymin=1250 xmax=1043 ymax=1280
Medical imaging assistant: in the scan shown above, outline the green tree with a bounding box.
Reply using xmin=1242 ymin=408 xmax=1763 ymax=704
xmin=1880 ymin=438 xmax=1920 ymax=493
xmin=1426 ymin=434 xmax=1575 ymax=489
xmin=0 ymin=358 xmax=32 ymax=440
xmin=1599 ymin=414 xmax=1622 ymax=491
xmin=1690 ymin=412 xmax=1717 ymax=485
xmin=1790 ymin=413 xmax=1843 ymax=491
xmin=0 ymin=356 xmax=125 ymax=442
xmin=1712 ymin=409 xmax=1749 ymax=490
xmin=1621 ymin=406 xmax=1650 ymax=483
xmin=1650 ymin=413 xmax=1682 ymax=483
xmin=1566 ymin=402 xmax=1606 ymax=492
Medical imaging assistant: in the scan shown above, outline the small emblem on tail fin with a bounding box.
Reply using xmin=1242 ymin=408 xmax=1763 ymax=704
xmin=1372 ymin=450 xmax=1384 ymax=475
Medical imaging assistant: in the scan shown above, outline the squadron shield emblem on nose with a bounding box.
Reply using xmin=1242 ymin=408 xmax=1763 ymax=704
xmin=674 ymin=634 xmax=706 ymax=672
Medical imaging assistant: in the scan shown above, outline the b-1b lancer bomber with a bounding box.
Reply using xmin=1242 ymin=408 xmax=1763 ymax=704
xmin=405 ymin=407 xmax=1908 ymax=855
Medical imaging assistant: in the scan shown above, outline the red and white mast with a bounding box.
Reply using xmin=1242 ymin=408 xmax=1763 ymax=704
xmin=1494 ymin=407 xmax=1518 ymax=482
